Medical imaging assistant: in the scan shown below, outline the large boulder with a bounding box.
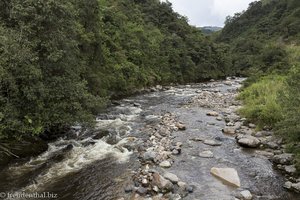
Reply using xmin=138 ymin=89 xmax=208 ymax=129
xmin=236 ymin=135 xmax=260 ymax=148
xmin=210 ymin=167 xmax=241 ymax=187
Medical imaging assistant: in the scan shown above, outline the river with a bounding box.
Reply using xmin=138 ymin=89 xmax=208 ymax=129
xmin=0 ymin=78 xmax=298 ymax=200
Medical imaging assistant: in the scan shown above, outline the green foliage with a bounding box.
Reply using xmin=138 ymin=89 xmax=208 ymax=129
xmin=218 ymin=0 xmax=299 ymax=75
xmin=238 ymin=75 xmax=285 ymax=128
xmin=0 ymin=0 xmax=230 ymax=139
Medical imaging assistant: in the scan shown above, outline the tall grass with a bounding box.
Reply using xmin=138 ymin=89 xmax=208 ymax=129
xmin=238 ymin=75 xmax=285 ymax=128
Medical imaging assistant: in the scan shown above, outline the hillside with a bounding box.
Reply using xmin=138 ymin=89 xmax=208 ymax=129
xmin=217 ymin=0 xmax=300 ymax=75
xmin=218 ymin=0 xmax=300 ymax=171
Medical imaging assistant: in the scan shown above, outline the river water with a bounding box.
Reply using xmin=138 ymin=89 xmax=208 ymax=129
xmin=0 ymin=79 xmax=298 ymax=200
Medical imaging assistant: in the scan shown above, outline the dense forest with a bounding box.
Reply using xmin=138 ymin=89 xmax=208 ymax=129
xmin=217 ymin=0 xmax=300 ymax=170
xmin=0 ymin=0 xmax=232 ymax=140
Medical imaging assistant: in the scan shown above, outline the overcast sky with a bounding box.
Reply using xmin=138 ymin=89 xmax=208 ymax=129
xmin=162 ymin=0 xmax=256 ymax=27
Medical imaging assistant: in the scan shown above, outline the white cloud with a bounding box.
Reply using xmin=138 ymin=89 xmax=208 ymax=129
xmin=162 ymin=0 xmax=255 ymax=27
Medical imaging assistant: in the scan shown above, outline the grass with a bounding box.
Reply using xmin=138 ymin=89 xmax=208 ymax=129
xmin=238 ymin=74 xmax=285 ymax=128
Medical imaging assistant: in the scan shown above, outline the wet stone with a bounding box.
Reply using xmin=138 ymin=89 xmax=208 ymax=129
xmin=203 ymin=139 xmax=222 ymax=146
xmin=199 ymin=150 xmax=214 ymax=158
xmin=163 ymin=172 xmax=179 ymax=183
xmin=159 ymin=161 xmax=172 ymax=168
xmin=207 ymin=111 xmax=219 ymax=117
xmin=272 ymin=153 xmax=294 ymax=165
xmin=186 ymin=185 xmax=194 ymax=193
xmin=240 ymin=190 xmax=253 ymax=200
xmin=136 ymin=187 xmax=148 ymax=195
xmin=124 ymin=185 xmax=134 ymax=193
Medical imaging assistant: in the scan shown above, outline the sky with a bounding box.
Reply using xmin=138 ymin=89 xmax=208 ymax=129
xmin=162 ymin=0 xmax=256 ymax=27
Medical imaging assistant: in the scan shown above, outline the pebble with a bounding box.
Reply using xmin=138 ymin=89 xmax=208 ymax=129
xmin=172 ymin=149 xmax=180 ymax=155
xmin=199 ymin=150 xmax=214 ymax=158
xmin=207 ymin=111 xmax=219 ymax=116
xmin=216 ymin=117 xmax=223 ymax=121
xmin=223 ymin=127 xmax=236 ymax=135
xmin=159 ymin=160 xmax=172 ymax=168
xmin=186 ymin=185 xmax=194 ymax=193
xmin=240 ymin=190 xmax=252 ymax=200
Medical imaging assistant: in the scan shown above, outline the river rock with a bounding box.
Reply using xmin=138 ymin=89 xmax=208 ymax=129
xmin=152 ymin=172 xmax=173 ymax=192
xmin=207 ymin=111 xmax=219 ymax=117
xmin=169 ymin=194 xmax=181 ymax=200
xmin=222 ymin=127 xmax=236 ymax=135
xmin=272 ymin=153 xmax=294 ymax=165
xmin=284 ymin=165 xmax=296 ymax=174
xmin=237 ymin=135 xmax=260 ymax=148
xmin=199 ymin=150 xmax=214 ymax=158
xmin=284 ymin=181 xmax=293 ymax=189
xmin=136 ymin=187 xmax=148 ymax=195
xmin=172 ymin=149 xmax=180 ymax=155
xmin=133 ymin=102 xmax=141 ymax=107
xmin=142 ymin=178 xmax=148 ymax=186
xmin=176 ymin=122 xmax=186 ymax=131
xmin=191 ymin=137 xmax=205 ymax=142
xmin=163 ymin=172 xmax=179 ymax=183
xmin=159 ymin=160 xmax=171 ymax=168
xmin=216 ymin=117 xmax=223 ymax=121
xmin=203 ymin=139 xmax=222 ymax=146
xmin=265 ymin=141 xmax=279 ymax=150
xmin=240 ymin=190 xmax=252 ymax=200
xmin=186 ymin=185 xmax=194 ymax=193
xmin=291 ymin=182 xmax=300 ymax=192
xmin=210 ymin=167 xmax=241 ymax=187
xmin=255 ymin=150 xmax=274 ymax=158
xmin=248 ymin=123 xmax=256 ymax=129
xmin=124 ymin=185 xmax=134 ymax=193
xmin=143 ymin=150 xmax=157 ymax=162
xmin=92 ymin=130 xmax=110 ymax=140
xmin=177 ymin=181 xmax=187 ymax=190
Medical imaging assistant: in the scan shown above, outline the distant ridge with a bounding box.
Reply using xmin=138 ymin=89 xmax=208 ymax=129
xmin=199 ymin=26 xmax=222 ymax=34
